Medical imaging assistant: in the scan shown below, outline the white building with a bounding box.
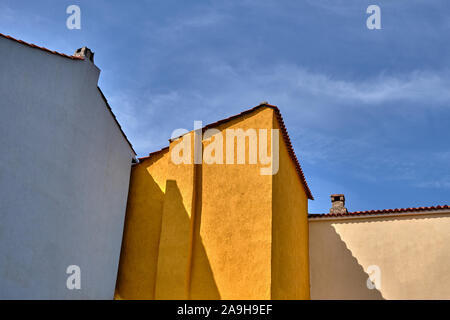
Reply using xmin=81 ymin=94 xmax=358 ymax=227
xmin=0 ymin=33 xmax=135 ymax=299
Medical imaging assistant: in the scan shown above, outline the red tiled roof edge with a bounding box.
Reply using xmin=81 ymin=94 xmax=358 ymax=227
xmin=144 ymin=103 xmax=314 ymax=200
xmin=97 ymin=87 xmax=136 ymax=155
xmin=1 ymin=34 xmax=135 ymax=155
xmin=138 ymin=146 xmax=170 ymax=162
xmin=0 ymin=32 xmax=84 ymax=60
xmin=270 ymin=105 xmax=314 ymax=200
xmin=308 ymin=205 xmax=450 ymax=218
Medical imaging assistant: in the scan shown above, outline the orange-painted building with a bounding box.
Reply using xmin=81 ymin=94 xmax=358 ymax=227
xmin=115 ymin=104 xmax=313 ymax=300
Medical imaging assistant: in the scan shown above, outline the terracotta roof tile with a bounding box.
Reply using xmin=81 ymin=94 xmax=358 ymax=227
xmin=0 ymin=32 xmax=84 ymax=60
xmin=309 ymin=205 xmax=450 ymax=218
xmin=138 ymin=147 xmax=170 ymax=162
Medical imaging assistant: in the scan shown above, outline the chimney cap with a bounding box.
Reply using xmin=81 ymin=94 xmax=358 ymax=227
xmin=331 ymin=194 xmax=345 ymax=201
xmin=74 ymin=47 xmax=94 ymax=62
xmin=329 ymin=194 xmax=348 ymax=214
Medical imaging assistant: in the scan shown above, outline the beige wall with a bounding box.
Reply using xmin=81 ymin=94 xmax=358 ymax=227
xmin=309 ymin=211 xmax=450 ymax=300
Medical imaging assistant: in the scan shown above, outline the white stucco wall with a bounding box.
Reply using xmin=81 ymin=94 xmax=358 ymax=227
xmin=309 ymin=211 xmax=450 ymax=300
xmin=0 ymin=37 xmax=135 ymax=299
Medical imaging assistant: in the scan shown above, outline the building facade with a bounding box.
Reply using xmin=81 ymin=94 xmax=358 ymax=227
xmin=0 ymin=34 xmax=135 ymax=299
xmin=115 ymin=105 xmax=313 ymax=300
xmin=309 ymin=198 xmax=450 ymax=300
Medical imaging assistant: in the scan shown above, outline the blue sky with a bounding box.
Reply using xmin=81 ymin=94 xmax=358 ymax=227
xmin=1 ymin=0 xmax=449 ymax=213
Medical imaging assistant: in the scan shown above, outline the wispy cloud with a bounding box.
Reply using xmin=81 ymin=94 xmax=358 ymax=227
xmin=415 ymin=180 xmax=450 ymax=189
xmin=3 ymin=0 xmax=448 ymax=211
xmin=297 ymin=70 xmax=450 ymax=104
xmin=254 ymin=65 xmax=450 ymax=105
xmin=110 ymin=60 xmax=450 ymax=157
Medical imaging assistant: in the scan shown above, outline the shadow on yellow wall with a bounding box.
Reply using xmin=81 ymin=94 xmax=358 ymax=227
xmin=187 ymin=164 xmax=221 ymax=299
xmin=115 ymin=164 xmax=164 ymax=299
xmin=116 ymin=106 xmax=311 ymax=299
xmin=115 ymin=162 xmax=219 ymax=299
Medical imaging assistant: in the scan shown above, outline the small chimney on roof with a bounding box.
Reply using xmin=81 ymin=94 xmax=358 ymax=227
xmin=329 ymin=194 xmax=348 ymax=214
xmin=74 ymin=47 xmax=94 ymax=62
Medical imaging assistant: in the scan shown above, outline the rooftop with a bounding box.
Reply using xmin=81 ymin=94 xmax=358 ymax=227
xmin=0 ymin=32 xmax=136 ymax=155
xmin=0 ymin=32 xmax=84 ymax=60
xmin=138 ymin=103 xmax=314 ymax=200
xmin=309 ymin=204 xmax=450 ymax=219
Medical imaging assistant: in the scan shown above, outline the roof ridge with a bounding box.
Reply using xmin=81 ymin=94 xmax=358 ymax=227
xmin=268 ymin=104 xmax=314 ymax=200
xmin=138 ymin=146 xmax=170 ymax=162
xmin=1 ymin=33 xmax=134 ymax=155
xmin=139 ymin=103 xmax=314 ymax=200
xmin=0 ymin=32 xmax=84 ymax=60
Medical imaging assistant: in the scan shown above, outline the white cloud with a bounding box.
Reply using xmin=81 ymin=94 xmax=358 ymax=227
xmin=415 ymin=180 xmax=450 ymax=189
xmin=261 ymin=65 xmax=450 ymax=105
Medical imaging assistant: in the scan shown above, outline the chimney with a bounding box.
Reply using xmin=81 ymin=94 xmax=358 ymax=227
xmin=74 ymin=47 xmax=94 ymax=62
xmin=329 ymin=194 xmax=348 ymax=214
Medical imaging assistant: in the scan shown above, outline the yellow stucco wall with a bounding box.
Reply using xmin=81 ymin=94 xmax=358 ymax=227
xmin=115 ymin=150 xmax=169 ymax=300
xmin=154 ymin=133 xmax=196 ymax=299
xmin=189 ymin=108 xmax=274 ymax=299
xmin=115 ymin=106 xmax=311 ymax=300
xmin=309 ymin=212 xmax=450 ymax=299
xmin=271 ymin=117 xmax=310 ymax=300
